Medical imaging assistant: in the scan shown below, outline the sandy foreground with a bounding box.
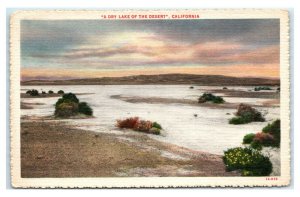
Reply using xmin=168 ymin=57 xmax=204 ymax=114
xmin=21 ymin=119 xmax=239 ymax=177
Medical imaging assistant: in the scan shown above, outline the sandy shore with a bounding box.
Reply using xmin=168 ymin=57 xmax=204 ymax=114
xmin=21 ymin=119 xmax=239 ymax=177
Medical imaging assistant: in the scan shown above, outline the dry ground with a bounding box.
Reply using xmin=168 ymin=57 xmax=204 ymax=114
xmin=21 ymin=120 xmax=239 ymax=177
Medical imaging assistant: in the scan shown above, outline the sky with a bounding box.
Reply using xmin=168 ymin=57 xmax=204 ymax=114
xmin=21 ymin=19 xmax=280 ymax=81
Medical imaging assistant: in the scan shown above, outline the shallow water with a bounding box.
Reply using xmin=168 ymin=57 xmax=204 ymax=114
xmin=21 ymin=85 xmax=280 ymax=155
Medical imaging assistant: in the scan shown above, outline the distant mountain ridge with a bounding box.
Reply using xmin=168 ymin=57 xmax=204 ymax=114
xmin=21 ymin=74 xmax=280 ymax=86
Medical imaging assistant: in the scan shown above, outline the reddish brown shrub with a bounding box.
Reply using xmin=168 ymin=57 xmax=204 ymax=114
xmin=116 ymin=117 xmax=139 ymax=129
xmin=133 ymin=120 xmax=153 ymax=132
xmin=116 ymin=117 xmax=162 ymax=135
xmin=253 ymin=132 xmax=275 ymax=146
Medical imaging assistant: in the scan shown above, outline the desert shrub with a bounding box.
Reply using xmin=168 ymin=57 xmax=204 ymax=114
xmin=54 ymin=93 xmax=92 ymax=118
xmin=198 ymin=93 xmax=225 ymax=104
xmin=223 ymin=147 xmax=272 ymax=176
xmin=30 ymin=89 xmax=39 ymax=96
xmin=189 ymin=86 xmax=194 ymax=89
xmin=133 ymin=120 xmax=153 ymax=132
xmin=152 ymin=122 xmax=162 ymax=130
xmin=42 ymin=91 xmax=46 ymax=94
xmin=55 ymin=102 xmax=79 ymax=118
xmin=48 ymin=90 xmax=54 ymax=94
xmin=26 ymin=89 xmax=39 ymax=96
xmin=229 ymin=116 xmax=245 ymax=124
xmin=78 ymin=102 xmax=93 ymax=116
xmin=242 ymin=120 xmax=280 ymax=149
xmin=253 ymin=132 xmax=275 ymax=147
xmin=62 ymin=93 xmax=79 ymax=103
xmin=58 ymin=90 xmax=64 ymax=94
xmin=116 ymin=117 xmax=139 ymax=129
xmin=223 ymin=87 xmax=228 ymax=90
xmin=229 ymin=104 xmax=265 ymax=124
xmin=236 ymin=104 xmax=265 ymax=121
xmin=116 ymin=117 xmax=162 ymax=135
xmin=262 ymin=119 xmax=280 ymax=147
xmin=250 ymin=140 xmax=263 ymax=150
xmin=254 ymin=86 xmax=272 ymax=91
xmin=243 ymin=133 xmax=255 ymax=144
xmin=55 ymin=98 xmax=74 ymax=108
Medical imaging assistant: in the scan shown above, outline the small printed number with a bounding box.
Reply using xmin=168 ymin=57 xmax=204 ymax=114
xmin=266 ymin=177 xmax=278 ymax=181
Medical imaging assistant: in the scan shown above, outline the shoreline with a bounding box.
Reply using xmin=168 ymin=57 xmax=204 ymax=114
xmin=21 ymin=119 xmax=239 ymax=177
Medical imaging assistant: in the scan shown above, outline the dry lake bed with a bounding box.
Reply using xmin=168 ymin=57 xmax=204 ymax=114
xmin=20 ymin=85 xmax=280 ymax=177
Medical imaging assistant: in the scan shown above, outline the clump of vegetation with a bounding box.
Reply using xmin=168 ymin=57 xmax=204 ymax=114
xmin=116 ymin=117 xmax=162 ymax=135
xmin=26 ymin=89 xmax=39 ymax=96
xmin=242 ymin=120 xmax=280 ymax=149
xmin=198 ymin=93 xmax=225 ymax=104
xmin=223 ymin=87 xmax=228 ymax=90
xmin=229 ymin=104 xmax=265 ymax=124
xmin=48 ymin=90 xmax=54 ymax=94
xmin=254 ymin=86 xmax=272 ymax=91
xmin=189 ymin=86 xmax=194 ymax=89
xmin=55 ymin=102 xmax=79 ymax=117
xmin=54 ymin=93 xmax=93 ymax=118
xmin=243 ymin=133 xmax=256 ymax=144
xmin=42 ymin=91 xmax=46 ymax=94
xmin=58 ymin=90 xmax=64 ymax=94
xmin=78 ymin=102 xmax=93 ymax=116
xmin=223 ymin=147 xmax=273 ymax=176
xmin=262 ymin=119 xmax=280 ymax=147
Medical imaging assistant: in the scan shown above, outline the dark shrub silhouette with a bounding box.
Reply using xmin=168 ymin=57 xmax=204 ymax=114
xmin=78 ymin=102 xmax=93 ymax=116
xmin=26 ymin=89 xmax=39 ymax=96
xmin=198 ymin=93 xmax=224 ymax=104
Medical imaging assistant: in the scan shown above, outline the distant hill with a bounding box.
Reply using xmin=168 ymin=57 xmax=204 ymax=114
xmin=21 ymin=74 xmax=280 ymax=86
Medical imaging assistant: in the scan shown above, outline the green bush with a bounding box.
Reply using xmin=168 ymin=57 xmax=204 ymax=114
xmin=250 ymin=140 xmax=263 ymax=150
xmin=262 ymin=119 xmax=280 ymax=147
xmin=198 ymin=93 xmax=225 ymax=104
xmin=152 ymin=122 xmax=162 ymax=130
xmin=229 ymin=116 xmax=245 ymax=124
xmin=58 ymin=90 xmax=64 ymax=94
xmin=243 ymin=133 xmax=255 ymax=144
xmin=78 ymin=102 xmax=93 ymax=116
xmin=223 ymin=147 xmax=272 ymax=176
xmin=62 ymin=93 xmax=79 ymax=103
xmin=55 ymin=102 xmax=79 ymax=118
xmin=48 ymin=90 xmax=54 ymax=94
xmin=254 ymin=86 xmax=272 ymax=91
xmin=242 ymin=120 xmax=280 ymax=149
xmin=54 ymin=93 xmax=93 ymax=118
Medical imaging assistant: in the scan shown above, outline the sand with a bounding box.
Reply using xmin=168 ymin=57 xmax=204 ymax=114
xmin=21 ymin=120 xmax=239 ymax=177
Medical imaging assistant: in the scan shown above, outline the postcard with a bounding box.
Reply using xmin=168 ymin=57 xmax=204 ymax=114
xmin=10 ymin=9 xmax=290 ymax=188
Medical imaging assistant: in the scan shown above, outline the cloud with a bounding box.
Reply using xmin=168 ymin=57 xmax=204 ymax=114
xmin=46 ymin=31 xmax=278 ymax=68
xmin=21 ymin=20 xmax=280 ymax=79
